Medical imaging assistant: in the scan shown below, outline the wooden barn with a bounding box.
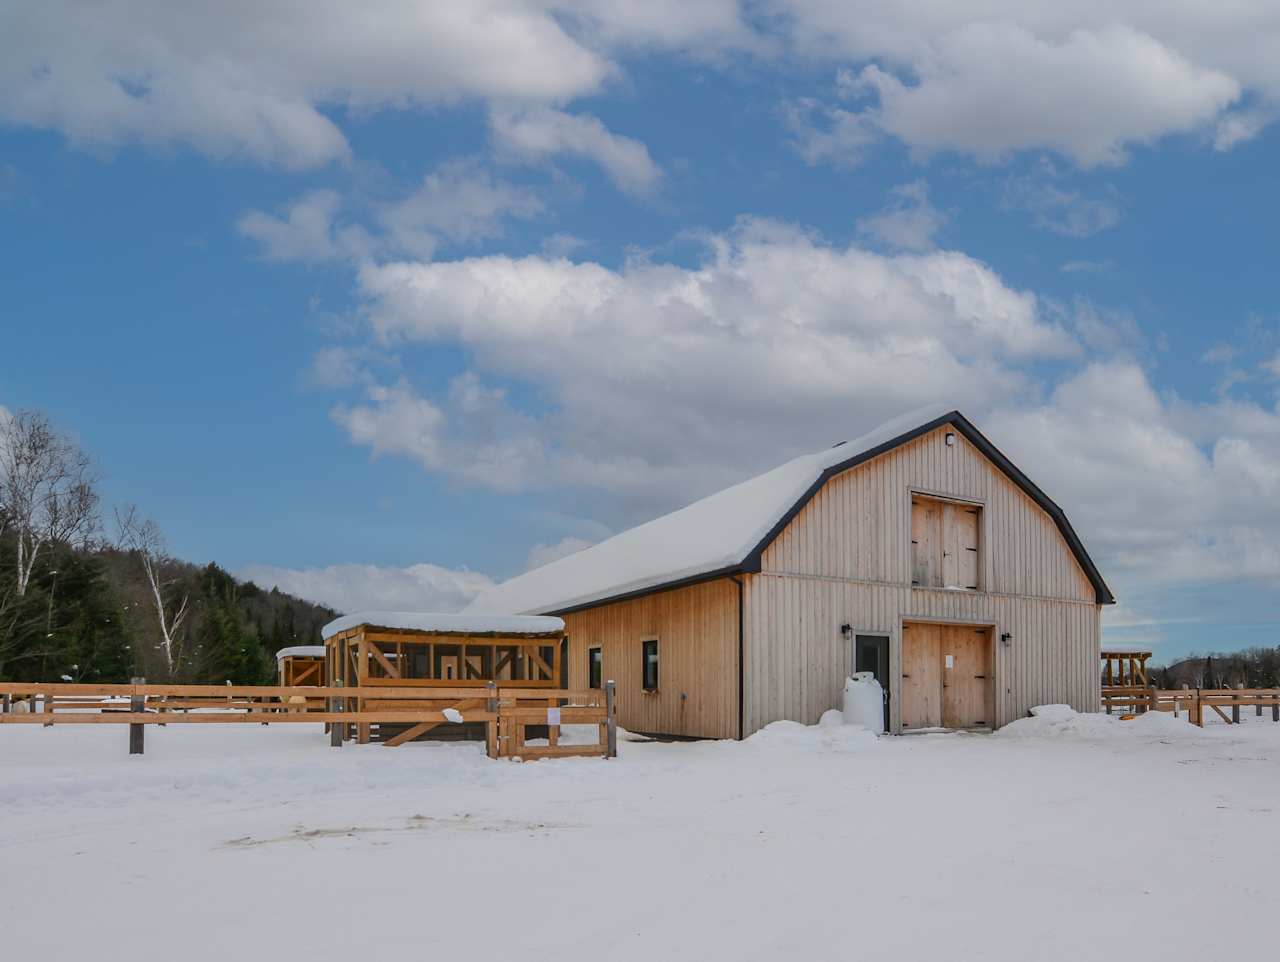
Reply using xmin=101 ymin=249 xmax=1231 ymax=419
xmin=469 ymin=408 xmax=1114 ymax=738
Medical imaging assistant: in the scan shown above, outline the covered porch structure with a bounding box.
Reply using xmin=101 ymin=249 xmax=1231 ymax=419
xmin=322 ymin=612 xmax=568 ymax=744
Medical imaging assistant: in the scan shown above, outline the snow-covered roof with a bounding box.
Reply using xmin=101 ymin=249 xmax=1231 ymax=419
xmin=468 ymin=406 xmax=955 ymax=616
xmin=275 ymin=645 xmax=326 ymax=662
xmin=468 ymin=405 xmax=1114 ymax=615
xmin=320 ymin=610 xmax=566 ymax=640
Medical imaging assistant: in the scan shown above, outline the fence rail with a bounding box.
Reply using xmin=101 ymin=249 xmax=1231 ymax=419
xmin=0 ymin=680 xmax=617 ymax=760
xmin=1102 ymin=685 xmax=1280 ymax=727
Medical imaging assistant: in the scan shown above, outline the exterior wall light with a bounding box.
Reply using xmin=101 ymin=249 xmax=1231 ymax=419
xmin=841 ymin=623 xmax=852 ymax=639
xmin=1000 ymin=632 xmax=1012 ymax=647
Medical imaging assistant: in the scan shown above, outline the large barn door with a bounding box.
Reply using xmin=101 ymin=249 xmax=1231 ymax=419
xmin=941 ymin=626 xmax=992 ymax=729
xmin=901 ymin=623 xmax=942 ymax=729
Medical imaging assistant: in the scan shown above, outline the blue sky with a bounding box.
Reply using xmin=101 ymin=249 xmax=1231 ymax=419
xmin=2 ymin=2 xmax=1279 ymax=661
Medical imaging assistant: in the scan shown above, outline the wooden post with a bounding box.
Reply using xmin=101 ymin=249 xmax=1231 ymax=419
xmin=357 ymin=634 xmax=370 ymax=745
xmin=129 ymin=677 xmax=145 ymax=755
xmin=1272 ymin=694 xmax=1278 ymax=723
xmin=485 ymin=681 xmax=498 ymax=759
xmin=330 ymin=679 xmax=344 ymax=748
xmin=1232 ymin=683 xmax=1242 ymax=725
xmin=1 ymin=692 xmax=9 ymax=714
xmin=605 ymin=680 xmax=617 ymax=759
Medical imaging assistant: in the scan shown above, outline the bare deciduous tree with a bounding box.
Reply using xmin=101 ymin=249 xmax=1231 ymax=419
xmin=115 ymin=506 xmax=190 ymax=677
xmin=0 ymin=409 xmax=99 ymax=597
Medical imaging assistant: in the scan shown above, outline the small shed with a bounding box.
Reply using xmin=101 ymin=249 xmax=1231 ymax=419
xmin=321 ymin=611 xmax=567 ymax=744
xmin=276 ymin=645 xmax=326 ymax=687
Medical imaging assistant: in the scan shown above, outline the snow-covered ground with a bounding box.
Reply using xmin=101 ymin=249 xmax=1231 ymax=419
xmin=2 ymin=710 xmax=1277 ymax=960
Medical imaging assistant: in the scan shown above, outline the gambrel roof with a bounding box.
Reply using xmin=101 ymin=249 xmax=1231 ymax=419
xmin=468 ymin=406 xmax=1114 ymax=616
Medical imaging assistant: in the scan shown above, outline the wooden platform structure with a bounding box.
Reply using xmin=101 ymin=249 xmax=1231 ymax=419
xmin=1101 ymin=647 xmax=1151 ymax=689
xmin=323 ymin=611 xmax=572 ymax=746
xmin=276 ymin=646 xmax=326 ymax=687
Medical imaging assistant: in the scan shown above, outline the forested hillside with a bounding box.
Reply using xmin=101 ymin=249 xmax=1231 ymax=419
xmin=0 ymin=537 xmax=336 ymax=684
xmin=0 ymin=408 xmax=335 ymax=684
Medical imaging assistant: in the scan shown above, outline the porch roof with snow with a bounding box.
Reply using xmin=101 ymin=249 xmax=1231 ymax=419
xmin=274 ymin=645 xmax=326 ymax=663
xmin=321 ymin=611 xmax=566 ymax=641
xmin=467 ymin=407 xmax=1115 ymax=617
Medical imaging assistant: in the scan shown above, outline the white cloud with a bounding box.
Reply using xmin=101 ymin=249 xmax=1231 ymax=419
xmin=0 ymin=2 xmax=617 ymax=167
xmin=332 ymin=375 xmax=548 ymax=493
xmin=774 ymin=4 xmax=1280 ymax=165
xmin=856 ymin=180 xmax=946 ymax=251
xmin=781 ymin=97 xmax=877 ymax=168
xmin=1262 ymin=353 xmax=1280 ymax=378
xmin=237 ymin=190 xmax=373 ymax=262
xmin=1215 ymin=106 xmax=1277 ymax=151
xmin=852 ymin=24 xmax=1238 ymax=167
xmin=341 ymin=219 xmax=1074 ymax=507
xmin=239 ymin=561 xmax=494 ymax=614
xmin=490 ymin=107 xmax=661 ymax=194
xmin=376 ymin=161 xmax=544 ymax=259
xmin=526 ymin=536 xmax=595 ymax=571
xmin=986 ymin=363 xmax=1280 ymax=589
xmin=238 ymin=161 xmax=542 ymax=263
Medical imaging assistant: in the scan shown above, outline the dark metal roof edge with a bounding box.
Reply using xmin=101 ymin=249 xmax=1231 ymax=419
xmin=540 ymin=410 xmax=1114 ymax=614
xmin=541 ymin=564 xmax=748 ymax=617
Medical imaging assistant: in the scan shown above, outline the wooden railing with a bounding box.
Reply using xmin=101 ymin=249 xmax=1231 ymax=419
xmin=0 ymin=680 xmax=617 ymax=760
xmin=1102 ymin=686 xmax=1280 ymax=727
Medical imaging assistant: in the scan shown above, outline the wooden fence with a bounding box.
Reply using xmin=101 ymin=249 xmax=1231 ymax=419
xmin=0 ymin=680 xmax=617 ymax=760
xmin=1102 ymin=685 xmax=1280 ymax=727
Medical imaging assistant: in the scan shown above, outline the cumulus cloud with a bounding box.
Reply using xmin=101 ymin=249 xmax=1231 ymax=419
xmin=239 ymin=562 xmax=494 ymax=614
xmin=985 ymin=364 xmax=1280 ymax=589
xmin=490 ymin=107 xmax=661 ymax=194
xmin=0 ymin=1 xmax=617 ymax=167
xmin=337 ymin=219 xmax=1074 ymax=508
xmin=774 ymin=3 xmax=1280 ymax=165
xmin=852 ymin=24 xmax=1238 ymax=167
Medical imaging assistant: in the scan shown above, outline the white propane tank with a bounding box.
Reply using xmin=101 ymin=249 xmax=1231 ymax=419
xmin=842 ymin=672 xmax=885 ymax=734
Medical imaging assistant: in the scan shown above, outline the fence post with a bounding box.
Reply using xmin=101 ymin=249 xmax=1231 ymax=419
xmin=129 ymin=677 xmax=145 ymax=755
xmin=1232 ymin=683 xmax=1242 ymax=725
xmin=486 ymin=681 xmax=498 ymax=759
xmin=329 ymin=679 xmax=344 ymax=748
xmin=1272 ymin=693 xmax=1278 ymax=723
xmin=2 ymin=692 xmax=10 ymax=714
xmin=605 ymin=680 xmax=617 ymax=759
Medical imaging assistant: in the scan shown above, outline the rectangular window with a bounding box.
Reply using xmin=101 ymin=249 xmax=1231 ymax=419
xmin=641 ymin=638 xmax=659 ymax=692
xmin=911 ymin=495 xmax=981 ymax=590
xmin=588 ymin=647 xmax=602 ymax=689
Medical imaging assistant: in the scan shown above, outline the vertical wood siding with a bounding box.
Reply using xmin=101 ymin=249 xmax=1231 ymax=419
xmin=745 ymin=427 xmax=1102 ymax=734
xmin=561 ymin=578 xmax=739 ymax=739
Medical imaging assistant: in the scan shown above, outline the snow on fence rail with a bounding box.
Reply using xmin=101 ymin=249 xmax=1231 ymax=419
xmin=1102 ymin=686 xmax=1280 ymax=726
xmin=0 ymin=681 xmax=617 ymax=761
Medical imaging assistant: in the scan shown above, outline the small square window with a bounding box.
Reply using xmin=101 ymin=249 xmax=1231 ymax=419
xmin=588 ymin=647 xmax=602 ymax=689
xmin=641 ymin=638 xmax=659 ymax=692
